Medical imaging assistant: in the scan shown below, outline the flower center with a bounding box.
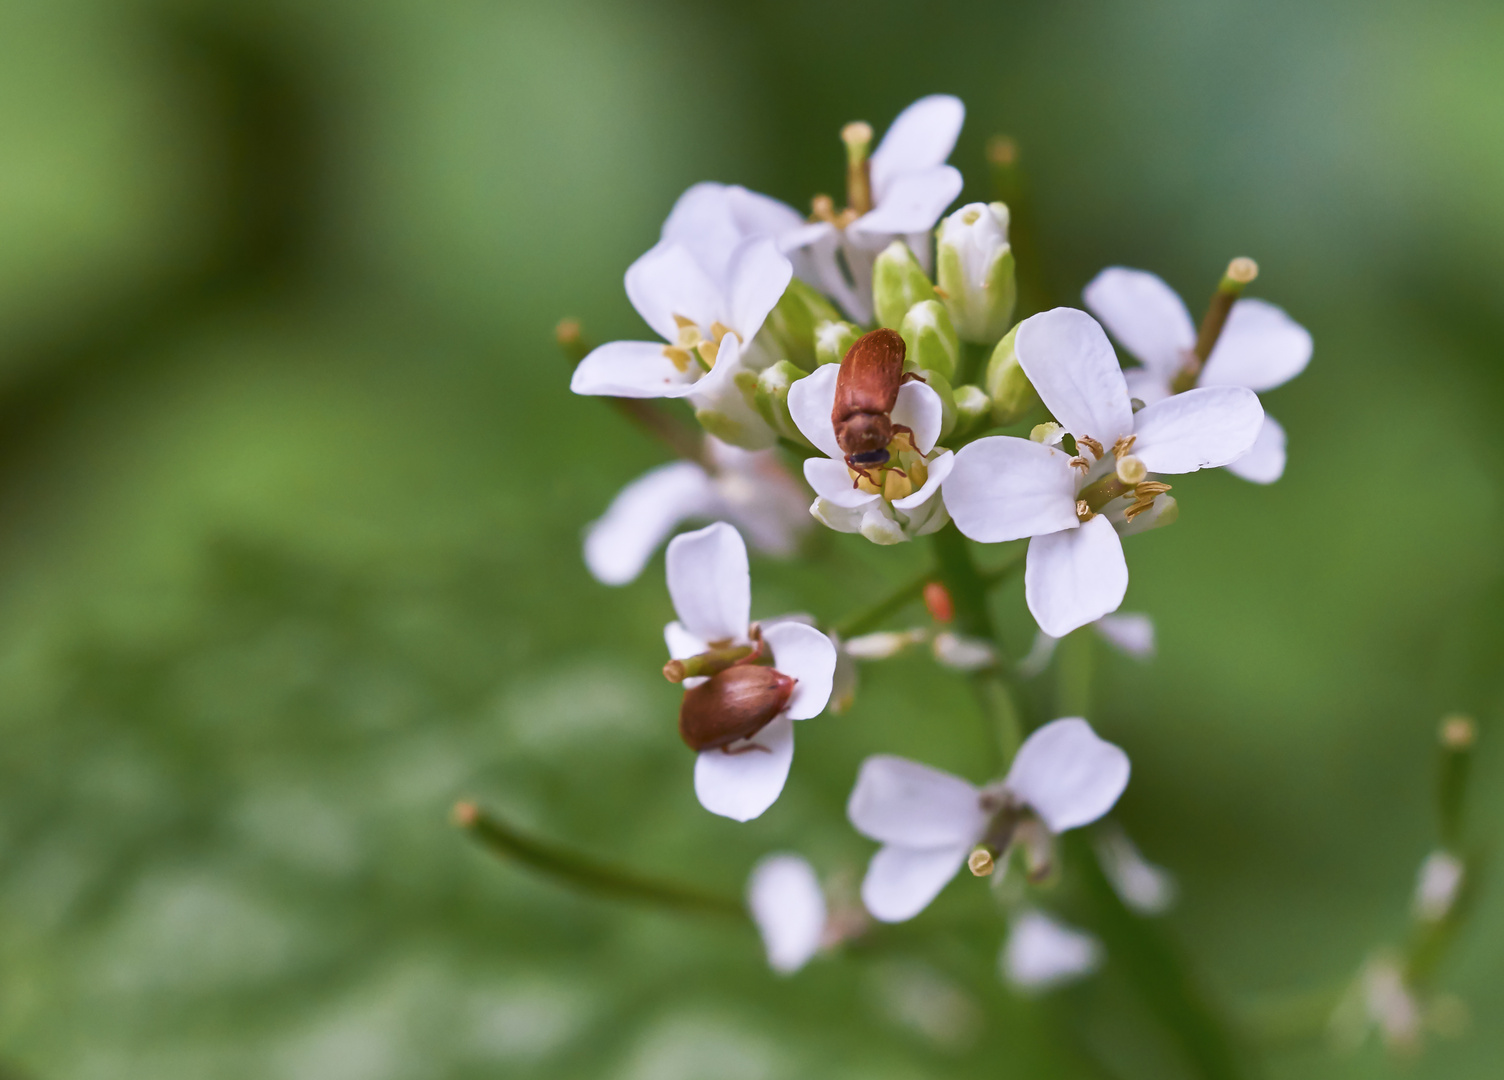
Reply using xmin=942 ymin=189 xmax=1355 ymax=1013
xmin=845 ymin=428 xmax=930 ymax=501
xmin=662 ymin=315 xmax=733 ymax=374
xmin=1072 ymin=433 xmax=1172 ymax=522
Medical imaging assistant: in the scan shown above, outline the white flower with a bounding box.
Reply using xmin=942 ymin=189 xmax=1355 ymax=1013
xmin=1413 ymin=850 xmax=1464 ymax=923
xmin=787 ymin=363 xmax=954 ymax=545
xmin=1017 ymin=612 xmax=1156 ymax=677
xmin=846 ymin=718 xmax=1130 ymax=922
xmin=786 ymin=95 xmax=965 ymax=322
xmin=1094 ymin=823 xmax=1177 ymax=915
xmin=584 ymin=437 xmax=810 ymax=586
xmin=1001 ymin=910 xmax=1103 ymax=993
xmin=747 ymin=853 xmax=827 ymax=974
xmin=943 ymin=308 xmax=1264 ymax=636
xmin=1083 ymin=266 xmax=1312 ymax=483
xmin=570 ymin=235 xmax=793 ymax=448
xmin=664 ymin=523 xmax=837 ymax=821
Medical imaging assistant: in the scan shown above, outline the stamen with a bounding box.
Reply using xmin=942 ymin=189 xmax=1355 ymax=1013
xmin=847 ymin=466 xmax=882 ymax=494
xmin=968 ymin=847 xmax=996 ymax=877
xmin=810 ymin=194 xmax=837 ymax=223
xmin=1078 ymin=435 xmax=1104 ymax=460
xmin=1111 ymin=435 xmax=1137 ymax=459
xmin=1076 ymin=499 xmax=1094 ymax=522
xmin=661 ymin=345 xmax=694 ymax=373
xmin=1124 ymin=481 xmax=1172 ymax=521
xmin=841 ymin=121 xmax=874 ymax=215
xmin=1070 ymin=457 xmax=1090 ymax=473
xmin=883 ymin=468 xmax=914 ymax=501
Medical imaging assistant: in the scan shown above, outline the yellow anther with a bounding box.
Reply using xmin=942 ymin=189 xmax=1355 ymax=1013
xmin=695 ymin=340 xmax=719 ymax=368
xmin=1112 ymin=435 xmax=1137 ymax=459
xmin=810 ymin=194 xmax=837 ymax=223
xmin=907 ymin=455 xmax=929 ymax=490
xmin=671 ymin=313 xmax=698 ymax=329
xmin=1078 ymin=435 xmax=1104 ymax=460
xmin=968 ymin=848 xmax=996 ymax=877
xmin=883 ymin=468 xmax=914 ymax=502
xmin=1070 ymin=457 xmax=1090 ymax=472
xmin=848 ymin=467 xmax=882 ymax=495
xmin=661 ymin=345 xmax=694 ymax=373
xmin=1116 ymin=455 xmax=1148 ymax=485
xmin=1076 ymin=499 xmax=1094 ymax=522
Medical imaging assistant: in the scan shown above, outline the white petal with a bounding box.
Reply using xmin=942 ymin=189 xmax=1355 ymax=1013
xmin=932 ymin=631 xmax=996 ymax=671
xmin=1024 ymin=518 xmax=1128 ymax=638
xmin=944 ymin=437 xmax=1079 ymax=543
xmin=854 ymin=166 xmax=963 ymax=236
xmin=892 ymin=380 xmax=944 ymax=454
xmin=665 ymin=522 xmax=751 ymax=643
xmin=860 ymin=843 xmax=972 ymax=923
xmin=1224 ymin=413 xmax=1287 ymax=484
xmin=1131 ymin=386 xmax=1263 ymax=474
xmin=694 ymin=714 xmax=794 ymax=821
xmin=726 ymin=185 xmax=808 ymax=242
xmin=570 ymin=340 xmax=698 ymax=399
xmin=584 ymin=462 xmax=719 ymax=586
xmin=870 ymin=94 xmax=965 ymax=198
xmin=664 ymin=621 xmax=709 ymax=662
xmin=1093 ymin=613 xmax=1155 ymax=658
xmin=1200 ymin=298 xmax=1312 ymax=392
xmin=1095 ymin=826 xmax=1177 ymax=915
xmin=762 ymin=621 xmax=836 ymax=721
xmin=858 ymin=501 xmax=907 ymax=545
xmin=787 ymin=364 xmax=844 ymax=459
xmin=748 ymin=854 xmax=827 ymax=973
xmin=625 ymin=243 xmax=723 ymax=342
xmin=847 ymin=755 xmax=987 ymax=847
xmin=809 ymin=497 xmax=864 ymax=535
xmin=685 ymin=335 xmax=777 ymax=450
xmin=660 ymin=182 xmax=742 ymax=287
xmin=1002 ymin=911 xmax=1102 ymax=991
xmin=1004 ymin=718 xmax=1130 ymax=833
xmin=804 ymin=457 xmax=880 ymax=509
xmin=727 ymin=238 xmax=793 ymax=342
xmin=1015 ymin=309 xmax=1134 ymax=445
xmin=891 ymin=448 xmax=953 ymax=512
xmin=1081 ymin=267 xmax=1195 ymax=376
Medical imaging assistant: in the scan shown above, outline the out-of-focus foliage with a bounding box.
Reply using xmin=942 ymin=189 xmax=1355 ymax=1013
xmin=0 ymin=1 xmax=1500 ymax=1077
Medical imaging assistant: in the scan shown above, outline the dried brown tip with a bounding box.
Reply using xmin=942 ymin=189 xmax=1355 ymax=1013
xmin=1225 ymin=257 xmax=1259 ymax=284
xmin=1440 ymin=714 xmax=1476 ymax=750
xmin=968 ymin=848 xmax=996 ymax=877
xmin=452 ymin=800 xmax=480 ymax=827
xmin=986 ymin=135 xmax=1018 ymax=167
xmin=555 ymin=318 xmax=583 ymax=346
xmin=663 ymin=659 xmax=687 ymax=683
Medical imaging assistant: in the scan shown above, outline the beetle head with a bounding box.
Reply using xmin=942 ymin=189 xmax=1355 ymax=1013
xmin=836 ymin=412 xmax=893 ymax=458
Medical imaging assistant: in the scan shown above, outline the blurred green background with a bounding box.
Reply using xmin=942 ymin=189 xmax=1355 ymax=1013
xmin=0 ymin=0 xmax=1500 ymax=1076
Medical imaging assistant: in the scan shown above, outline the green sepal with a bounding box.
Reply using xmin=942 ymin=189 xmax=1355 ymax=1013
xmin=814 ymin=320 xmax=861 ymax=367
xmin=899 ymin=300 xmax=959 ymax=382
xmin=873 ymin=240 xmax=938 ymax=330
xmin=752 ymin=360 xmax=813 ymax=445
xmin=951 ymin=384 xmax=991 ymax=438
xmin=983 ymin=324 xmax=1040 ymax=426
xmin=765 ymin=279 xmax=842 ymax=371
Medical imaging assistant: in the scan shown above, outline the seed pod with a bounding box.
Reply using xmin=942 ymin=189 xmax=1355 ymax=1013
xmin=832 ymin=328 xmax=907 ymax=463
xmin=678 ymin=665 xmax=796 ymax=752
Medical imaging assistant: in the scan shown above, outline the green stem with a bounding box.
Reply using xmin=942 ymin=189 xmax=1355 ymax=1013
xmin=831 ymin=570 xmax=931 ymax=639
xmin=1054 ymin=628 xmax=1096 ymax=719
xmin=454 ymin=801 xmax=745 ymax=919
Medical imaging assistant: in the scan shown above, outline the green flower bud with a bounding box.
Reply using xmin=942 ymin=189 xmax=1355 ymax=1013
xmin=937 ymin=202 xmax=1017 ymax=345
xmin=764 ymin=278 xmax=843 ymax=371
xmin=899 ymin=300 xmax=959 ymax=382
xmin=752 ymin=360 xmax=813 ymax=445
xmin=912 ymin=368 xmax=956 ymax=440
xmin=873 ymin=240 xmax=938 ymax=330
xmin=815 ymin=320 xmax=861 ymax=367
xmin=983 ymin=325 xmax=1040 ymax=426
xmin=952 ymin=384 xmax=991 ymax=437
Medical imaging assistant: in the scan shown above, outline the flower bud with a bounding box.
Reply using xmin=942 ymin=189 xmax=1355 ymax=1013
xmin=923 ymin=581 xmax=954 ymax=624
xmin=815 ymin=320 xmax=861 ymax=367
xmin=873 ymin=240 xmax=939 ymax=330
xmin=765 ymin=279 xmax=843 ymax=371
xmin=933 ymin=631 xmax=996 ymax=672
xmin=844 ymin=628 xmax=927 ymax=660
xmin=754 ymin=361 xmax=814 ymax=445
xmin=950 ymin=385 xmax=990 ymax=438
xmin=983 ymin=325 xmax=1040 ymax=426
xmin=899 ymin=300 xmax=959 ymax=381
xmin=936 ymin=202 xmax=1017 ymax=345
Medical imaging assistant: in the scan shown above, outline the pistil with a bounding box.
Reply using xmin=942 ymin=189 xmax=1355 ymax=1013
xmin=663 ymin=641 xmax=759 ymax=683
xmin=1172 ymin=257 xmax=1258 ymax=393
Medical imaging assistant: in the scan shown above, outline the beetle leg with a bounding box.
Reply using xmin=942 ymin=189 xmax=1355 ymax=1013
xmin=899 ymin=372 xmax=927 ymax=384
xmin=844 ymin=456 xmax=881 ymax=489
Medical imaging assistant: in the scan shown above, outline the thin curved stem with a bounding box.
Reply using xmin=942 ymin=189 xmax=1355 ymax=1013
xmin=454 ymin=801 xmax=745 ymax=920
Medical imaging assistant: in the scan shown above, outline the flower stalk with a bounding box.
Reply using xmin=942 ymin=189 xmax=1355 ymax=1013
xmin=1173 ymin=257 xmax=1260 ymax=392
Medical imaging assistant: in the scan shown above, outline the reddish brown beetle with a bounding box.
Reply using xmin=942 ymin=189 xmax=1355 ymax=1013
xmin=679 ymin=664 xmax=796 ymax=754
xmin=831 ymin=328 xmax=922 ymax=480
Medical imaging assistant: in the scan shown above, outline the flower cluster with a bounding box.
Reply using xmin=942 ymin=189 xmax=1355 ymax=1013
xmin=563 ymin=93 xmax=1313 ymax=993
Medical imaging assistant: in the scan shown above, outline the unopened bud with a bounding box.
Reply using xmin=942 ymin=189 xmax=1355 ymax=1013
xmin=1115 ymin=455 xmax=1148 ymax=485
xmin=984 ymin=325 xmax=1040 ymax=426
xmin=844 ymin=628 xmax=927 ymax=660
xmin=952 ymin=384 xmax=991 ymax=437
xmin=754 ymin=360 xmax=814 ymax=445
xmin=968 ymin=847 xmax=996 ymax=877
xmin=936 ymin=202 xmax=1016 ymax=344
xmin=815 ymin=320 xmax=861 ymax=367
xmin=924 ymin=581 xmax=955 ymax=623
xmin=873 ymin=241 xmax=939 ymax=330
xmin=934 ymin=631 xmax=997 ymax=672
xmin=899 ymin=300 xmax=960 ymax=381
xmin=1030 ymin=421 xmax=1063 ymax=445
xmin=1440 ymin=714 xmax=1476 ymax=750
xmin=765 ymin=279 xmax=842 ymax=371
xmin=1413 ymin=850 xmax=1464 ymax=923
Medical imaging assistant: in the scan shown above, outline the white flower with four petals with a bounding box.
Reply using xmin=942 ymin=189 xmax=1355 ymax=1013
xmin=944 ymin=307 xmax=1265 ymax=636
xmin=1084 ymin=266 xmax=1312 ymax=483
xmin=788 ymin=363 xmax=954 ymax=545
xmin=664 ymin=523 xmax=836 ymax=821
xmin=847 ymin=718 xmax=1130 ymax=922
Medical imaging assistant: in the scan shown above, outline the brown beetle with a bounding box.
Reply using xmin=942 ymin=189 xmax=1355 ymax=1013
xmin=831 ymin=328 xmax=922 ymax=479
xmin=679 ymin=664 xmax=796 ymax=753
